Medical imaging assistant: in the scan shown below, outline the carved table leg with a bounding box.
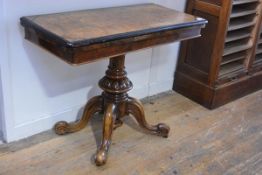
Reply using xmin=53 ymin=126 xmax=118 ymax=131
xmin=113 ymin=118 xmax=123 ymax=130
xmin=127 ymin=97 xmax=170 ymax=138
xmin=54 ymin=54 xmax=170 ymax=166
xmin=54 ymin=96 xmax=103 ymax=135
xmin=95 ymin=103 xmax=116 ymax=166
xmin=113 ymin=102 xmax=126 ymax=129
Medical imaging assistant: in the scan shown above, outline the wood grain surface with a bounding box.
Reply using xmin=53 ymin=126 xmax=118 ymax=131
xmin=21 ymin=3 xmax=205 ymax=45
xmin=0 ymin=90 xmax=261 ymax=175
xmin=20 ymin=3 xmax=206 ymax=64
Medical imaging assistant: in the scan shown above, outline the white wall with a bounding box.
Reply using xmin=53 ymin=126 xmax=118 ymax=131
xmin=0 ymin=0 xmax=3 ymax=139
xmin=0 ymin=0 xmax=186 ymax=142
xmin=0 ymin=72 xmax=3 ymax=139
xmin=149 ymin=0 xmax=185 ymax=95
xmin=0 ymin=0 xmax=9 ymax=141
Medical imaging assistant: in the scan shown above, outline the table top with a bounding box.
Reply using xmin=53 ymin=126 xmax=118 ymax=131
xmin=20 ymin=3 xmax=207 ymax=64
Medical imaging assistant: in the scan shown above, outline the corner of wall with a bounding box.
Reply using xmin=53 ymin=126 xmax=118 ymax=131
xmin=0 ymin=0 xmax=5 ymax=142
xmin=0 ymin=0 xmax=15 ymax=143
xmin=0 ymin=70 xmax=4 ymax=141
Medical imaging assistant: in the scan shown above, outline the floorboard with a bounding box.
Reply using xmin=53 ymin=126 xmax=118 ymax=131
xmin=0 ymin=90 xmax=261 ymax=175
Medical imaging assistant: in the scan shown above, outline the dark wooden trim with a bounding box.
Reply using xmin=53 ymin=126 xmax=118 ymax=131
xmin=176 ymin=62 xmax=209 ymax=83
xmin=174 ymin=71 xmax=262 ymax=109
xmin=21 ymin=17 xmax=69 ymax=47
xmin=194 ymin=0 xmax=221 ymax=17
xmin=207 ymin=0 xmax=232 ymax=86
xmin=249 ymin=3 xmax=262 ymax=69
xmin=173 ymin=71 xmax=214 ymax=108
xmin=24 ymin=28 xmax=74 ymax=64
xmin=24 ymin=25 xmax=204 ymax=65
xmin=73 ymin=27 xmax=203 ymax=64
xmin=20 ymin=16 xmax=207 ymax=48
xmin=212 ymin=71 xmax=262 ymax=108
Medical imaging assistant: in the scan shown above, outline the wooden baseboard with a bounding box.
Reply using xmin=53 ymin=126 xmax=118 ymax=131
xmin=173 ymin=71 xmax=262 ymax=109
xmin=173 ymin=71 xmax=215 ymax=109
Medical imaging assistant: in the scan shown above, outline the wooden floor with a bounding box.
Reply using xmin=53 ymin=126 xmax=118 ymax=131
xmin=0 ymin=90 xmax=261 ymax=175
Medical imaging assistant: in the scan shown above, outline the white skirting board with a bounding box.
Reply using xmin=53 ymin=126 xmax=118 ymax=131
xmin=5 ymin=80 xmax=173 ymax=142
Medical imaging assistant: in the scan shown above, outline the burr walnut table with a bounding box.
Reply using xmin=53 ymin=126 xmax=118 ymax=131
xmin=20 ymin=3 xmax=207 ymax=166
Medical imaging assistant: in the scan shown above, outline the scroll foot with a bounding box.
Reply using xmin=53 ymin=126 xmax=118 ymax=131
xmin=54 ymin=121 xmax=70 ymax=135
xmin=127 ymin=97 xmax=170 ymax=138
xmin=54 ymin=96 xmax=103 ymax=135
xmin=155 ymin=123 xmax=170 ymax=138
xmin=113 ymin=118 xmax=123 ymax=130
